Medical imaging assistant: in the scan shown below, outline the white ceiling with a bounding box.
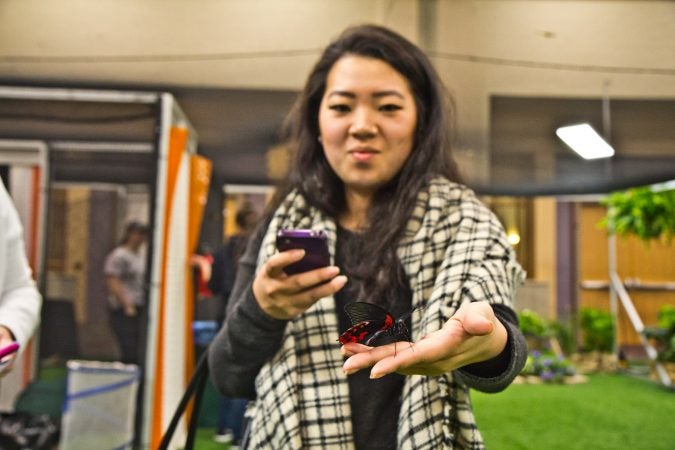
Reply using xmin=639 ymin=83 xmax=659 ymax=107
xmin=2 ymin=0 xmax=672 ymax=93
xmin=1 ymin=0 xmax=674 ymax=190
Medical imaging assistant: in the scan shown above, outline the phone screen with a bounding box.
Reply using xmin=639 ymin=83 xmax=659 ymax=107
xmin=276 ymin=229 xmax=330 ymax=275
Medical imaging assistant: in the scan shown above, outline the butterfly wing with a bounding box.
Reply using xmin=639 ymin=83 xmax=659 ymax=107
xmin=344 ymin=302 xmax=392 ymax=326
xmin=339 ymin=302 xmax=395 ymax=345
xmin=338 ymin=320 xmax=384 ymax=345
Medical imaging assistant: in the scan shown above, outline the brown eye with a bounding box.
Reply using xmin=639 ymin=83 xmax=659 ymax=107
xmin=380 ymin=104 xmax=402 ymax=112
xmin=329 ymin=104 xmax=351 ymax=113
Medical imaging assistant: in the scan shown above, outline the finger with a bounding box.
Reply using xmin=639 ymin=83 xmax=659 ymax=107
xmin=340 ymin=342 xmax=372 ymax=357
xmin=280 ymin=266 xmax=340 ymax=294
xmin=301 ymin=272 xmax=347 ymax=298
xmin=291 ymin=275 xmax=348 ymax=310
xmin=368 ymin=327 xmax=470 ymax=378
xmin=368 ymin=340 xmax=442 ymax=378
xmin=291 ymin=265 xmax=342 ymax=288
xmin=450 ymin=300 xmax=471 ymax=322
xmin=265 ymin=249 xmax=305 ymax=278
xmin=454 ymin=301 xmax=495 ymax=336
xmin=0 ymin=354 xmax=15 ymax=364
xmin=342 ymin=342 xmax=404 ymax=375
xmin=462 ymin=313 xmax=493 ymax=336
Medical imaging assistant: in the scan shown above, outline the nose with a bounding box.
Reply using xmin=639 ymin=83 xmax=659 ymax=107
xmin=349 ymin=107 xmax=377 ymax=140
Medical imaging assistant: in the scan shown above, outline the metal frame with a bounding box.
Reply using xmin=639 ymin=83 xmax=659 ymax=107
xmin=0 ymin=86 xmax=201 ymax=447
xmin=608 ymin=234 xmax=672 ymax=388
xmin=0 ymin=86 xmax=158 ymax=103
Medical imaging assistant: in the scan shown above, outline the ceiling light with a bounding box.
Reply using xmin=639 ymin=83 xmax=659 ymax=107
xmin=651 ymin=179 xmax=675 ymax=193
xmin=506 ymin=227 xmax=521 ymax=246
xmin=555 ymin=123 xmax=615 ymax=160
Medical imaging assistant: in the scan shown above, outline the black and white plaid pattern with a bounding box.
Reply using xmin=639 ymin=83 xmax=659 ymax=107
xmin=248 ymin=178 xmax=524 ymax=449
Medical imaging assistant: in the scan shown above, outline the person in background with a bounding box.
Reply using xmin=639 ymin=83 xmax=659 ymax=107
xmin=0 ymin=178 xmax=42 ymax=377
xmin=104 ymin=221 xmax=148 ymax=365
xmin=209 ymin=203 xmax=260 ymax=323
xmin=209 ymin=203 xmax=260 ymax=447
xmin=209 ymin=24 xmax=527 ymax=449
xmin=189 ymin=244 xmax=214 ymax=302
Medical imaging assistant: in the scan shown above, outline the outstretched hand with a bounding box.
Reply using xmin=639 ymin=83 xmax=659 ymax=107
xmin=341 ymin=301 xmax=507 ymax=379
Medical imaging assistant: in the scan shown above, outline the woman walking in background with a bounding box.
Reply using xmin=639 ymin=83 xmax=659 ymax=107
xmin=104 ymin=221 xmax=148 ymax=365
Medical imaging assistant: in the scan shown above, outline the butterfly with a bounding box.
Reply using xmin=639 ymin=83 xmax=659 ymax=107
xmin=338 ymin=301 xmax=414 ymax=346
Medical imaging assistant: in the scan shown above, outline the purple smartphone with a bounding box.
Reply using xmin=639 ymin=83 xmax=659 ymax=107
xmin=0 ymin=342 xmax=19 ymax=359
xmin=276 ymin=229 xmax=330 ymax=275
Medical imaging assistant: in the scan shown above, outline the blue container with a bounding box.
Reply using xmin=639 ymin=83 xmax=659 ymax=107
xmin=192 ymin=320 xmax=219 ymax=346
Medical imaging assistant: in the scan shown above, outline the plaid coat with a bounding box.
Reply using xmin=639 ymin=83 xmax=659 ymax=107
xmin=247 ymin=178 xmax=524 ymax=449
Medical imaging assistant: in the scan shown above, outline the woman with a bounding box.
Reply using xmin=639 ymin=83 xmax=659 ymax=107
xmin=209 ymin=24 xmax=527 ymax=449
xmin=104 ymin=221 xmax=147 ymax=365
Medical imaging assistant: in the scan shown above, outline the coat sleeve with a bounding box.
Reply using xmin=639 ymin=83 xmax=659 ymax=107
xmin=430 ymin=188 xmax=527 ymax=392
xmin=0 ymin=181 xmax=42 ymax=350
xmin=208 ymin=220 xmax=289 ymax=399
xmin=456 ymin=304 xmax=528 ymax=392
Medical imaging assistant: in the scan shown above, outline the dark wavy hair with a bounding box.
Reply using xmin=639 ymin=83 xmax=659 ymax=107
xmin=271 ymin=24 xmax=460 ymax=303
xmin=119 ymin=221 xmax=147 ymax=246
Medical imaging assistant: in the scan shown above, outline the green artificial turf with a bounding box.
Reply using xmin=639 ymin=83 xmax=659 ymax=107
xmin=21 ymin=365 xmax=673 ymax=449
xmin=185 ymin=429 xmax=234 ymax=450
xmin=193 ymin=374 xmax=674 ymax=449
xmin=471 ymin=374 xmax=675 ymax=450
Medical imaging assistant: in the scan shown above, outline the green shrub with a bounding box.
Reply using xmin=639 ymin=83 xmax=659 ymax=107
xmin=550 ymin=320 xmax=575 ymax=355
xmin=518 ymin=309 xmax=549 ymax=338
xmin=643 ymin=304 xmax=675 ymax=363
xmin=579 ymin=308 xmax=615 ymax=352
xmin=656 ymin=304 xmax=675 ymax=330
xmin=518 ymin=310 xmax=576 ymax=353
xmin=518 ymin=310 xmax=579 ymax=380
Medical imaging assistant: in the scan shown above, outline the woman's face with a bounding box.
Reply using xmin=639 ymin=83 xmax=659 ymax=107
xmin=127 ymin=230 xmax=146 ymax=249
xmin=318 ymin=55 xmax=417 ymax=198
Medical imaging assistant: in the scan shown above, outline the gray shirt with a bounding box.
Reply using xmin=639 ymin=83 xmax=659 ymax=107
xmin=104 ymin=246 xmax=146 ymax=308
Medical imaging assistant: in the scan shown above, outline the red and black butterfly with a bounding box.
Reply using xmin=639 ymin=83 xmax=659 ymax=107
xmin=338 ymin=301 xmax=414 ymax=346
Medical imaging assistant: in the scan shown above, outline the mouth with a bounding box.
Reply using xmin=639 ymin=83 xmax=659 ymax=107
xmin=349 ymin=147 xmax=379 ymax=163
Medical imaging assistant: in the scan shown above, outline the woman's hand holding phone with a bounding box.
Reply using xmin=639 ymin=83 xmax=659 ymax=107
xmin=253 ymin=231 xmax=348 ymax=320
xmin=0 ymin=326 xmax=19 ymax=377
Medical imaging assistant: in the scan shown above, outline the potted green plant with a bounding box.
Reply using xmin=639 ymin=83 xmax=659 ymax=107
xmin=600 ymin=186 xmax=675 ymax=242
xmin=598 ymin=185 xmax=674 ymax=383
